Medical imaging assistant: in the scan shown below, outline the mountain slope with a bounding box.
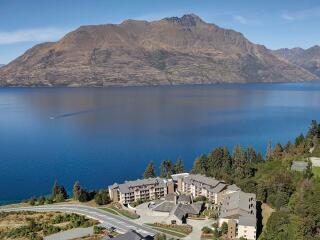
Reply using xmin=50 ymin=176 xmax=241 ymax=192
xmin=0 ymin=14 xmax=317 ymax=87
xmin=274 ymin=46 xmax=320 ymax=77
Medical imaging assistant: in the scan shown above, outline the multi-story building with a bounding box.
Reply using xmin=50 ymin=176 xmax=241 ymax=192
xmin=219 ymin=191 xmax=257 ymax=240
xmin=177 ymin=174 xmax=228 ymax=204
xmin=108 ymin=177 xmax=173 ymax=205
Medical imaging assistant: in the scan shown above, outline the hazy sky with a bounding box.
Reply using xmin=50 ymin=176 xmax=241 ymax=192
xmin=1 ymin=0 xmax=320 ymax=63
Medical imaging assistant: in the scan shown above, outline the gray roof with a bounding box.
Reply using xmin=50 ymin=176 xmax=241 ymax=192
xmin=239 ymin=215 xmax=256 ymax=227
xmin=220 ymin=191 xmax=256 ymax=219
xmin=291 ymin=161 xmax=308 ymax=171
xmin=172 ymin=202 xmax=204 ymax=220
xmin=227 ymin=184 xmax=241 ymax=192
xmin=110 ymin=178 xmax=166 ymax=194
xmin=109 ymin=230 xmax=145 ymax=240
xmin=178 ymin=194 xmax=191 ymax=203
xmin=184 ymin=174 xmax=225 ymax=193
xmin=210 ymin=183 xmax=227 ymax=193
xmin=165 ymin=193 xmax=177 ymax=202
xmin=152 ymin=201 xmax=175 ymax=212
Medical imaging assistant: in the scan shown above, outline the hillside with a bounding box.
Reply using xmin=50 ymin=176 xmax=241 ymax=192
xmin=274 ymin=45 xmax=320 ymax=77
xmin=0 ymin=14 xmax=317 ymax=87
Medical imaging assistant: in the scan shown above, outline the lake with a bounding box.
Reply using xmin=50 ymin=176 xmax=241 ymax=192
xmin=1 ymin=82 xmax=320 ymax=204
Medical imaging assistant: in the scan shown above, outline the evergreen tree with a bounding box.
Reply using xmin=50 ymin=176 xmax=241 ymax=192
xmin=273 ymin=143 xmax=283 ymax=159
xmin=60 ymin=185 xmax=69 ymax=199
xmin=73 ymin=181 xmax=82 ymax=200
xmin=174 ymin=158 xmax=185 ymax=174
xmin=160 ymin=159 xmax=173 ymax=178
xmin=52 ymin=181 xmax=60 ymax=199
xmin=304 ymin=160 xmax=313 ymax=180
xmin=266 ymin=141 xmax=273 ymax=161
xmin=143 ymin=161 xmax=156 ymax=178
xmin=192 ymin=154 xmax=208 ymax=175
xmin=221 ymin=222 xmax=228 ymax=235
xmin=233 ymin=145 xmax=245 ymax=178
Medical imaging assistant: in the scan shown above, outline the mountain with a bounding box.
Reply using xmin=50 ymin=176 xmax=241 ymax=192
xmin=0 ymin=64 xmax=4 ymax=68
xmin=0 ymin=14 xmax=317 ymax=87
xmin=274 ymin=46 xmax=320 ymax=77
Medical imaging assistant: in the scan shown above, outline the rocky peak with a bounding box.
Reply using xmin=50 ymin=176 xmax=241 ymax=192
xmin=163 ymin=14 xmax=204 ymax=27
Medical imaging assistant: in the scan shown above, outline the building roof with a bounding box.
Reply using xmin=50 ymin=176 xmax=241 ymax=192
xmin=152 ymin=201 xmax=175 ymax=212
xmin=172 ymin=202 xmax=204 ymax=220
xmin=291 ymin=161 xmax=308 ymax=171
xmin=171 ymin=173 xmax=190 ymax=182
xmin=178 ymin=194 xmax=191 ymax=203
xmin=220 ymin=191 xmax=256 ymax=220
xmin=210 ymin=183 xmax=227 ymax=193
xmin=109 ymin=230 xmax=145 ymax=240
xmin=110 ymin=177 xmax=166 ymax=194
xmin=239 ymin=215 xmax=256 ymax=227
xmin=226 ymin=184 xmax=241 ymax=192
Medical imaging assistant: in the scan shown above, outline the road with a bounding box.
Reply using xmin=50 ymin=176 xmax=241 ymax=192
xmin=0 ymin=204 xmax=157 ymax=237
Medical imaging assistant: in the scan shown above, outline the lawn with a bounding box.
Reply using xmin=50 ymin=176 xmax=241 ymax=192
xmin=313 ymin=166 xmax=320 ymax=177
xmin=145 ymin=223 xmax=191 ymax=238
xmin=100 ymin=206 xmax=139 ymax=219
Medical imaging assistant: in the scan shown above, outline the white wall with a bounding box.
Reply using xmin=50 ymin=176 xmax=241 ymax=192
xmin=238 ymin=225 xmax=256 ymax=240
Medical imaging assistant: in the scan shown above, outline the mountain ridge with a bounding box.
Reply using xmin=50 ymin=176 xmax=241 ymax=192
xmin=0 ymin=14 xmax=317 ymax=87
xmin=274 ymin=45 xmax=320 ymax=77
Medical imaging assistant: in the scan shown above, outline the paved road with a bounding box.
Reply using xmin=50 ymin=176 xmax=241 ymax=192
xmin=0 ymin=204 xmax=157 ymax=237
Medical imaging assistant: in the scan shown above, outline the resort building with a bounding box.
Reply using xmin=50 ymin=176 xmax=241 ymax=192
xmin=219 ymin=191 xmax=257 ymax=240
xmin=177 ymin=174 xmax=228 ymax=204
xmin=148 ymin=192 xmax=204 ymax=224
xmin=108 ymin=178 xmax=173 ymax=205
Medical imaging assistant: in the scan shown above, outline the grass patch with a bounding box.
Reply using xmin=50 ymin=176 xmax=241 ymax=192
xmin=145 ymin=224 xmax=187 ymax=238
xmin=100 ymin=206 xmax=139 ymax=219
xmin=145 ymin=223 xmax=191 ymax=237
xmin=312 ymin=166 xmax=320 ymax=177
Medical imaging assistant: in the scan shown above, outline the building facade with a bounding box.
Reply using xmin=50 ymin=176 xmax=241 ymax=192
xmin=108 ymin=177 xmax=173 ymax=205
xmin=177 ymin=174 xmax=227 ymax=204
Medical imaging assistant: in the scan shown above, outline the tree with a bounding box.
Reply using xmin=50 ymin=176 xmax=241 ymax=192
xmin=73 ymin=181 xmax=81 ymax=200
xmin=221 ymin=222 xmax=228 ymax=235
xmin=160 ymin=159 xmax=173 ymax=178
xmin=94 ymin=190 xmax=111 ymax=205
xmin=304 ymin=160 xmax=313 ymax=179
xmin=295 ymin=134 xmax=305 ymax=147
xmin=154 ymin=233 xmax=166 ymax=240
xmin=78 ymin=190 xmax=89 ymax=202
xmin=60 ymin=186 xmax=69 ymax=199
xmin=307 ymin=120 xmax=320 ymax=139
xmin=55 ymin=193 xmax=65 ymax=202
xmin=52 ymin=181 xmax=60 ymax=199
xmin=192 ymin=154 xmax=208 ymax=175
xmin=266 ymin=141 xmax=273 ymax=161
xmin=144 ymin=161 xmax=156 ymax=178
xmin=273 ymin=143 xmax=283 ymax=159
xmin=174 ymin=158 xmax=185 ymax=174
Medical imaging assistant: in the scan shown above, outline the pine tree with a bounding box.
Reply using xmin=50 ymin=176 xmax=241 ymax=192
xmin=174 ymin=158 xmax=185 ymax=174
xmin=73 ymin=181 xmax=81 ymax=200
xmin=266 ymin=140 xmax=273 ymax=161
xmin=273 ymin=143 xmax=283 ymax=159
xmin=144 ymin=161 xmax=156 ymax=178
xmin=60 ymin=185 xmax=69 ymax=199
xmin=160 ymin=159 xmax=173 ymax=178
xmin=52 ymin=181 xmax=60 ymax=199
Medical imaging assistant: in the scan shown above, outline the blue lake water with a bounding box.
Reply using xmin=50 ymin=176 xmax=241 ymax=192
xmin=1 ymin=82 xmax=320 ymax=204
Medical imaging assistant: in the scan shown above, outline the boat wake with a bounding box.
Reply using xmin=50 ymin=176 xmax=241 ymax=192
xmin=49 ymin=107 xmax=105 ymax=120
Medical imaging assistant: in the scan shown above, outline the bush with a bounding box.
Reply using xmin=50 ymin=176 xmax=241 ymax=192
xmin=193 ymin=195 xmax=207 ymax=202
xmin=93 ymin=225 xmax=105 ymax=234
xmin=202 ymin=226 xmax=213 ymax=234
xmin=94 ymin=190 xmax=111 ymax=205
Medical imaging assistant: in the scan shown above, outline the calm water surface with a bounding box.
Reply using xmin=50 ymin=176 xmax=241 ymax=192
xmin=1 ymin=82 xmax=320 ymax=204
